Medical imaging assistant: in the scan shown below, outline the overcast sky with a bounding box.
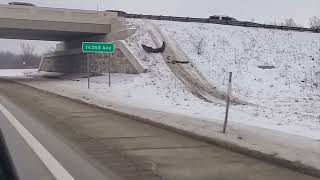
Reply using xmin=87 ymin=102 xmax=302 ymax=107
xmin=0 ymin=0 xmax=319 ymax=54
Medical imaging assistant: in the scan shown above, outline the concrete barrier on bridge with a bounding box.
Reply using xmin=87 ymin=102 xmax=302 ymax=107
xmin=0 ymin=4 xmax=117 ymax=41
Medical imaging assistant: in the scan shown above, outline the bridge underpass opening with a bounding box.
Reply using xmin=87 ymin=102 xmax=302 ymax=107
xmin=0 ymin=39 xmax=58 ymax=70
xmin=0 ymin=4 xmax=141 ymax=75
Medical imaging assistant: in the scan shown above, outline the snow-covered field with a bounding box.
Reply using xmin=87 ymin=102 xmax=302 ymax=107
xmin=0 ymin=69 xmax=36 ymax=77
xmin=1 ymin=19 xmax=320 ymax=140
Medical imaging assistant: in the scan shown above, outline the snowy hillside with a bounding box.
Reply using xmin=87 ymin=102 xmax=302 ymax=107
xmin=154 ymin=20 xmax=320 ymax=102
xmin=128 ymin=19 xmax=320 ymax=139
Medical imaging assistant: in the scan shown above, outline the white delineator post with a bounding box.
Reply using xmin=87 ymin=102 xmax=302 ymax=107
xmin=223 ymin=72 xmax=232 ymax=134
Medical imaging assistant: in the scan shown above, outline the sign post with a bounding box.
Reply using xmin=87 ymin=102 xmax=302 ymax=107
xmin=108 ymin=54 xmax=111 ymax=87
xmin=223 ymin=72 xmax=232 ymax=134
xmin=82 ymin=42 xmax=115 ymax=89
xmin=87 ymin=53 xmax=90 ymax=89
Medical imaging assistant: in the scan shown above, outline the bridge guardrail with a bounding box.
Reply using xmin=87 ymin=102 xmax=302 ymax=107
xmin=113 ymin=11 xmax=320 ymax=33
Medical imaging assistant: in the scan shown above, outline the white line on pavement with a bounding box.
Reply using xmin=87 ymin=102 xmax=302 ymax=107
xmin=0 ymin=103 xmax=75 ymax=180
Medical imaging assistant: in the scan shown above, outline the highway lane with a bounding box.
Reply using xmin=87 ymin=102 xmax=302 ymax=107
xmin=0 ymin=111 xmax=55 ymax=180
xmin=0 ymin=79 xmax=318 ymax=180
xmin=0 ymin=80 xmax=117 ymax=180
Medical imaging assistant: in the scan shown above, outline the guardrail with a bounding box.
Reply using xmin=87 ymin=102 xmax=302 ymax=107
xmin=0 ymin=129 xmax=20 ymax=180
xmin=112 ymin=11 xmax=320 ymax=33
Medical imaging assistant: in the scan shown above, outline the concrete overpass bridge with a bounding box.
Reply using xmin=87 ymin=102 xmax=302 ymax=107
xmin=0 ymin=4 xmax=144 ymax=74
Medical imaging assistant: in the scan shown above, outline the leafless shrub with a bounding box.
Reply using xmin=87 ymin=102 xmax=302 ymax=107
xmin=20 ymin=43 xmax=39 ymax=67
xmin=20 ymin=43 xmax=35 ymax=56
xmin=195 ymin=37 xmax=206 ymax=55
xmin=309 ymin=16 xmax=320 ymax=29
xmin=284 ymin=18 xmax=297 ymax=27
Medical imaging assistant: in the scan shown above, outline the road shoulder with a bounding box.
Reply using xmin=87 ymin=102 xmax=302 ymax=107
xmin=15 ymin=78 xmax=320 ymax=178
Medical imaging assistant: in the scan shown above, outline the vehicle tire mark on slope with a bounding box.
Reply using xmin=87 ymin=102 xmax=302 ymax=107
xmin=147 ymin=21 xmax=245 ymax=105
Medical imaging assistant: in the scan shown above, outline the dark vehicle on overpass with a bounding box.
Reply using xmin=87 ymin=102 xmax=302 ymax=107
xmin=8 ymin=2 xmax=36 ymax=6
xmin=106 ymin=10 xmax=127 ymax=17
xmin=209 ymin=15 xmax=237 ymax=21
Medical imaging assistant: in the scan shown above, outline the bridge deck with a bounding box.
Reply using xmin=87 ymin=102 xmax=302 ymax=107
xmin=0 ymin=4 xmax=116 ymax=41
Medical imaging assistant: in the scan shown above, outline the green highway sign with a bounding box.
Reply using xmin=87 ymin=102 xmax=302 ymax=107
xmin=82 ymin=42 xmax=115 ymax=53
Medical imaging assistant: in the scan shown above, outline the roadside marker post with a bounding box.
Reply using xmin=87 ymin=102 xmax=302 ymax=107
xmin=223 ymin=72 xmax=232 ymax=134
xmin=82 ymin=42 xmax=116 ymax=89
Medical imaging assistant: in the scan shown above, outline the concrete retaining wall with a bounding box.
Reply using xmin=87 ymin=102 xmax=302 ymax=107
xmin=39 ymin=41 xmax=145 ymax=74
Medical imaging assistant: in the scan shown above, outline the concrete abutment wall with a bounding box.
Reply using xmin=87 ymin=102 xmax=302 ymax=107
xmin=39 ymin=41 xmax=146 ymax=74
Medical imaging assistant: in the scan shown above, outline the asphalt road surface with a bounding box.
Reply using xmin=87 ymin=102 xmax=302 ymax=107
xmin=0 ymin=79 xmax=318 ymax=180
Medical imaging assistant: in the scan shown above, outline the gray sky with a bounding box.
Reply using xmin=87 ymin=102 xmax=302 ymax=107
xmin=0 ymin=0 xmax=319 ymax=54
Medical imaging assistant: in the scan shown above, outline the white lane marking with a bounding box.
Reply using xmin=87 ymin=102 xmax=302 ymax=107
xmin=0 ymin=104 xmax=75 ymax=180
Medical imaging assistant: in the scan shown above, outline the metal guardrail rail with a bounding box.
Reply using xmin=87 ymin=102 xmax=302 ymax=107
xmin=0 ymin=128 xmax=19 ymax=180
xmin=109 ymin=10 xmax=320 ymax=33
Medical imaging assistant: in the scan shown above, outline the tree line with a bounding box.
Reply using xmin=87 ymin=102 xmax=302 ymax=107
xmin=0 ymin=43 xmax=41 ymax=69
xmin=269 ymin=16 xmax=320 ymax=28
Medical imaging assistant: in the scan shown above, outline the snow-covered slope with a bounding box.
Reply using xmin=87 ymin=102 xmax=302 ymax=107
xmin=128 ymin=19 xmax=320 ymax=138
xmin=154 ymin=20 xmax=320 ymax=100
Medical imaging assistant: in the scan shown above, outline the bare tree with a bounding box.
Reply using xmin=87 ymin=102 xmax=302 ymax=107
xmin=20 ymin=43 xmax=35 ymax=66
xmin=21 ymin=43 xmax=35 ymax=56
xmin=271 ymin=21 xmax=278 ymax=26
xmin=284 ymin=18 xmax=297 ymax=27
xmin=195 ymin=37 xmax=206 ymax=55
xmin=309 ymin=16 xmax=320 ymax=29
